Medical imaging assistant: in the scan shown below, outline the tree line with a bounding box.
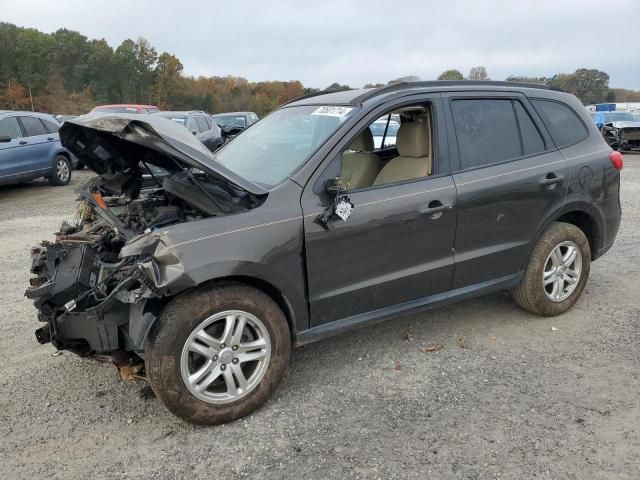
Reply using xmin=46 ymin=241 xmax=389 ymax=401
xmin=1 ymin=22 xmax=638 ymax=116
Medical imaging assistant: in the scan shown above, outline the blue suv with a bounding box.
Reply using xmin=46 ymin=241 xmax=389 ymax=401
xmin=0 ymin=111 xmax=76 ymax=186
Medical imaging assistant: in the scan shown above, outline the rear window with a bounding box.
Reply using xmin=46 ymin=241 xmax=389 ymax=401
xmin=195 ymin=116 xmax=210 ymax=132
xmin=531 ymin=99 xmax=588 ymax=148
xmin=42 ymin=119 xmax=60 ymax=134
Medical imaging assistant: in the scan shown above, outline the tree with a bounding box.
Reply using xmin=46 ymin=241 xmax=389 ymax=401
xmin=468 ymin=66 xmax=488 ymax=80
xmin=324 ymin=82 xmax=352 ymax=92
xmin=153 ymin=52 xmax=183 ymax=108
xmin=387 ymin=75 xmax=420 ymax=84
xmin=437 ymin=69 xmax=464 ymax=80
xmin=114 ymin=39 xmax=139 ymax=102
xmin=363 ymin=83 xmax=384 ymax=88
xmin=506 ymin=75 xmax=547 ymax=84
xmin=548 ymin=69 xmax=610 ymax=104
xmin=134 ymin=38 xmax=157 ymax=102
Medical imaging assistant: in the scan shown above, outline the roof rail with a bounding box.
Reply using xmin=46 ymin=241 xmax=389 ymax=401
xmin=281 ymin=88 xmax=355 ymax=107
xmin=351 ymin=80 xmax=559 ymax=104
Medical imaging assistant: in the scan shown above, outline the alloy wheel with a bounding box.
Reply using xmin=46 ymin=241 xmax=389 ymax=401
xmin=56 ymin=159 xmax=70 ymax=183
xmin=542 ymin=240 xmax=582 ymax=302
xmin=180 ymin=310 xmax=271 ymax=404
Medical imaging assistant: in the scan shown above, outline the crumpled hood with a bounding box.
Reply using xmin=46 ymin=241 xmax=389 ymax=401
xmin=606 ymin=121 xmax=640 ymax=129
xmin=59 ymin=113 xmax=267 ymax=195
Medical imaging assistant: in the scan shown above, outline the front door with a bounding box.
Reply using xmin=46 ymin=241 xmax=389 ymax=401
xmin=301 ymin=96 xmax=458 ymax=326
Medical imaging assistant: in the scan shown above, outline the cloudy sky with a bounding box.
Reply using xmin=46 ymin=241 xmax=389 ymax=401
xmin=3 ymin=0 xmax=639 ymax=89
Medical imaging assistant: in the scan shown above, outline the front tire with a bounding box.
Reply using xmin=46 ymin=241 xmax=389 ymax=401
xmin=49 ymin=155 xmax=72 ymax=186
xmin=146 ymin=283 xmax=291 ymax=425
xmin=512 ymin=222 xmax=591 ymax=316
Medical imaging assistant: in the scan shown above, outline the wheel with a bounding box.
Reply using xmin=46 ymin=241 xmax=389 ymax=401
xmin=49 ymin=155 xmax=72 ymax=186
xmin=512 ymin=222 xmax=591 ymax=316
xmin=146 ymin=283 xmax=291 ymax=425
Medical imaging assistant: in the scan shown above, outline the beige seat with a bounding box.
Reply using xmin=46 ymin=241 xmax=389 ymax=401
xmin=373 ymin=122 xmax=431 ymax=185
xmin=341 ymin=129 xmax=381 ymax=190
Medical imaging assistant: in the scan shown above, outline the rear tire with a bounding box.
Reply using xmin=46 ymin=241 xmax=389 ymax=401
xmin=49 ymin=155 xmax=72 ymax=186
xmin=146 ymin=283 xmax=291 ymax=425
xmin=512 ymin=222 xmax=590 ymax=316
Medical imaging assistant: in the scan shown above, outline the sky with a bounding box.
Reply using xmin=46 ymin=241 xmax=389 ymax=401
xmin=2 ymin=0 xmax=639 ymax=90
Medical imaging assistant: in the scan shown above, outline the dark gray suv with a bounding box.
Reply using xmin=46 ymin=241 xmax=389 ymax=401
xmin=26 ymin=81 xmax=622 ymax=425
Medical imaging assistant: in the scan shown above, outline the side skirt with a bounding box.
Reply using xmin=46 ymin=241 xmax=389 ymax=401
xmin=295 ymin=272 xmax=522 ymax=347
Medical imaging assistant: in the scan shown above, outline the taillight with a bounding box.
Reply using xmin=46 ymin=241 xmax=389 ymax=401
xmin=609 ymin=151 xmax=623 ymax=170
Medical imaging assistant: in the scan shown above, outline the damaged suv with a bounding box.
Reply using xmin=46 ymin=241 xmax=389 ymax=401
xmin=26 ymin=82 xmax=622 ymax=425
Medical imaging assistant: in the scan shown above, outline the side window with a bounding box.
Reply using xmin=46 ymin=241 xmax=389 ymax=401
xmin=204 ymin=116 xmax=213 ymax=129
xmin=19 ymin=116 xmax=48 ymax=137
xmin=338 ymin=103 xmax=433 ymax=191
xmin=196 ymin=116 xmax=209 ymax=132
xmin=451 ymin=99 xmax=521 ymax=169
xmin=42 ymin=120 xmax=60 ymax=134
xmin=187 ymin=117 xmax=200 ymax=134
xmin=0 ymin=117 xmax=23 ymax=139
xmin=531 ymin=99 xmax=588 ymax=148
xmin=514 ymin=101 xmax=545 ymax=155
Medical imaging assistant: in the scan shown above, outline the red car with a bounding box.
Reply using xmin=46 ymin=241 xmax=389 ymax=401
xmin=90 ymin=104 xmax=159 ymax=114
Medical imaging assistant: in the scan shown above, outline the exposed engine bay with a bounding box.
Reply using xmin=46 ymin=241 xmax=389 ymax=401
xmin=25 ymin=113 xmax=267 ymax=358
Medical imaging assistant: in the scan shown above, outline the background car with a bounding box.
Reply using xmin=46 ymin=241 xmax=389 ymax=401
xmin=212 ymin=111 xmax=258 ymax=130
xmin=90 ymin=104 xmax=159 ymax=114
xmin=369 ymin=116 xmax=400 ymax=148
xmin=592 ymin=111 xmax=640 ymax=151
xmin=154 ymin=110 xmax=224 ymax=152
xmin=0 ymin=111 xmax=76 ymax=186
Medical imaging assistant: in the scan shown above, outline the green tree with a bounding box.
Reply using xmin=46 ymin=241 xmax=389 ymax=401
xmin=437 ymin=69 xmax=464 ymax=80
xmin=134 ymin=38 xmax=157 ymax=102
xmin=114 ymin=39 xmax=138 ymax=102
xmin=153 ymin=52 xmax=184 ymax=108
xmin=387 ymin=75 xmax=420 ymax=84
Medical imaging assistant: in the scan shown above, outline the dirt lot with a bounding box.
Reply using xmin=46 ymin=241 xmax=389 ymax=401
xmin=0 ymin=160 xmax=638 ymax=480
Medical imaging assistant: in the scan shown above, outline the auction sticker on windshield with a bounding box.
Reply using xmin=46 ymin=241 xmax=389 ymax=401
xmin=312 ymin=106 xmax=353 ymax=118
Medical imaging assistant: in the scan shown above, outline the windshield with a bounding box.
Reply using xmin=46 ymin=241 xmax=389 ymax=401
xmin=214 ymin=115 xmax=247 ymax=128
xmin=214 ymin=105 xmax=355 ymax=187
xmin=604 ymin=112 xmax=636 ymax=122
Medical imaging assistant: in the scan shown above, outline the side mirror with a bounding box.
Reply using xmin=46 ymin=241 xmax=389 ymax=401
xmin=324 ymin=177 xmax=347 ymax=196
xmin=0 ymin=135 xmax=12 ymax=143
xmin=191 ymin=130 xmax=198 ymax=136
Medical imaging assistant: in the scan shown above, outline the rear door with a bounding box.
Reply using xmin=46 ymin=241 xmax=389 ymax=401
xmin=17 ymin=116 xmax=53 ymax=177
xmin=443 ymin=92 xmax=570 ymax=288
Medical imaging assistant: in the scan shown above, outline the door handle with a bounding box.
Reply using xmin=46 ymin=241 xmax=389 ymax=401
xmin=19 ymin=140 xmax=28 ymax=145
xmin=47 ymin=137 xmax=55 ymax=141
xmin=540 ymin=173 xmax=564 ymax=188
xmin=420 ymin=201 xmax=453 ymax=218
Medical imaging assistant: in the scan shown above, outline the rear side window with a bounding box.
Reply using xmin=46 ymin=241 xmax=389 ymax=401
xmin=0 ymin=117 xmax=22 ymax=139
xmin=514 ymin=101 xmax=545 ymax=155
xmin=42 ymin=120 xmax=60 ymax=134
xmin=451 ymin=99 xmax=521 ymax=169
xmin=196 ymin=116 xmax=209 ymax=132
xmin=186 ymin=117 xmax=200 ymax=134
xmin=19 ymin=116 xmax=47 ymax=137
xmin=531 ymin=99 xmax=588 ymax=148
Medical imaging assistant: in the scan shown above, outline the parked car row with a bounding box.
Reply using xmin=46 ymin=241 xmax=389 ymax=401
xmin=0 ymin=104 xmax=260 ymax=187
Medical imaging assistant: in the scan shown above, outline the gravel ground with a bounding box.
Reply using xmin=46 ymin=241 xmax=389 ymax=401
xmin=0 ymin=160 xmax=638 ymax=480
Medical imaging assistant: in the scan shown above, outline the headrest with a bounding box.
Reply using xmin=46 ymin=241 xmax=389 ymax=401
xmin=396 ymin=122 xmax=430 ymax=158
xmin=348 ymin=128 xmax=374 ymax=152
